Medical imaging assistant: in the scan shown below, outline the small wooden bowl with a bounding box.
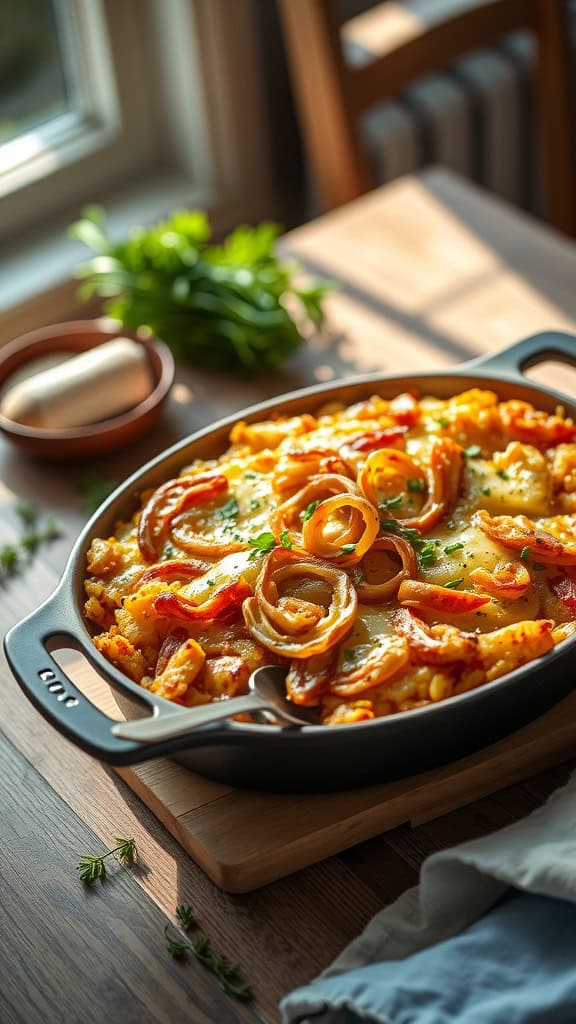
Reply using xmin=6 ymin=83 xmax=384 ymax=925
xmin=0 ymin=319 xmax=175 ymax=460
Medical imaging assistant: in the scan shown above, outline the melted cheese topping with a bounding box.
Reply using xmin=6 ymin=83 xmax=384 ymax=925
xmin=84 ymin=387 xmax=576 ymax=724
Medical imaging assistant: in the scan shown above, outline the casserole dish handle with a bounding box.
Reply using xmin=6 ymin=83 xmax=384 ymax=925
xmin=465 ymin=330 xmax=576 ymax=379
xmin=4 ymin=593 xmax=225 ymax=765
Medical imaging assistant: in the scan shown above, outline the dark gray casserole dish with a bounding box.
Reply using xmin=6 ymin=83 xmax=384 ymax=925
xmin=5 ymin=332 xmax=576 ymax=792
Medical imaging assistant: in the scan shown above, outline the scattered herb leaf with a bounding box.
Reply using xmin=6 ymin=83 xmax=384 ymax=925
xmin=249 ymin=499 xmax=260 ymax=511
xmin=303 ymin=499 xmax=320 ymax=521
xmin=407 ymin=478 xmax=425 ymax=493
xmin=341 ymin=543 xmax=357 ymax=554
xmin=444 ymin=542 xmax=464 ymax=555
xmin=175 ymin=904 xmax=196 ymax=931
xmin=463 ymin=444 xmax=481 ymax=459
xmin=280 ymin=530 xmax=292 ymax=549
xmin=217 ymin=497 xmax=240 ymax=520
xmin=520 ymin=546 xmax=530 ymax=562
xmin=496 ymin=469 xmax=509 ymax=480
xmin=435 ymin=416 xmax=450 ymax=429
xmin=379 ymin=495 xmax=403 ymax=510
xmin=164 ymin=926 xmax=253 ymax=1001
xmin=248 ymin=531 xmax=277 ymax=559
xmin=444 ymin=578 xmax=465 ymax=590
xmin=481 ymin=486 xmax=491 ymax=496
xmin=76 ymin=837 xmax=137 ymax=884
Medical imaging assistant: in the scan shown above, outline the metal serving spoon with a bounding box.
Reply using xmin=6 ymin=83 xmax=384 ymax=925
xmin=111 ymin=665 xmax=318 ymax=744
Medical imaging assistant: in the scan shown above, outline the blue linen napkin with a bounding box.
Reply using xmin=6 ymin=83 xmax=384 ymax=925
xmin=281 ymin=770 xmax=576 ymax=1024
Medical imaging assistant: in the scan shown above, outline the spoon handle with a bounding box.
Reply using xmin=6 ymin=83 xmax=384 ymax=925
xmin=112 ymin=693 xmax=266 ymax=743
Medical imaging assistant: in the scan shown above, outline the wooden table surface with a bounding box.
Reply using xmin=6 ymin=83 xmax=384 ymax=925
xmin=2 ymin=168 xmax=576 ymax=1024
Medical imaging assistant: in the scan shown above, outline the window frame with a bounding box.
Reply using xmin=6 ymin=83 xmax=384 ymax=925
xmin=0 ymin=0 xmax=274 ymax=335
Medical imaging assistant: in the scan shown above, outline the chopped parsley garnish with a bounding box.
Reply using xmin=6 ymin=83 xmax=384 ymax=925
xmin=444 ymin=542 xmax=464 ymax=555
xmin=217 ymin=497 xmax=240 ymax=520
xmin=280 ymin=530 xmax=292 ymax=549
xmin=379 ymin=495 xmax=403 ymax=511
xmin=520 ymin=546 xmax=530 ymax=562
xmin=343 ymin=648 xmax=362 ymax=663
xmin=206 ymin=578 xmax=216 ymax=586
xmin=249 ymin=499 xmax=260 ymax=510
xmin=243 ymin=471 xmax=259 ymax=479
xmin=407 ymin=478 xmax=425 ymax=493
xmin=161 ymin=543 xmax=178 ymax=560
xmin=496 ymin=469 xmax=509 ymax=480
xmin=418 ymin=542 xmax=436 ymax=568
xmin=341 ymin=543 xmax=357 ymax=555
xmin=481 ymin=486 xmax=491 ymax=496
xmin=463 ymin=444 xmax=481 ymax=459
xmin=303 ymin=499 xmax=320 ymax=522
xmin=248 ymin=532 xmax=276 ymax=558
xmin=435 ymin=416 xmax=450 ymax=429
xmin=444 ymin=578 xmax=465 ymax=589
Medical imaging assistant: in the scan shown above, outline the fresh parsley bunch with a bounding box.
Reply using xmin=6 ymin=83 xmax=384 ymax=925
xmin=69 ymin=206 xmax=331 ymax=374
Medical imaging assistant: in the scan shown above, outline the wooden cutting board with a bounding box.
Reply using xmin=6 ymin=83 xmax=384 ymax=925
xmin=66 ymin=651 xmax=576 ymax=893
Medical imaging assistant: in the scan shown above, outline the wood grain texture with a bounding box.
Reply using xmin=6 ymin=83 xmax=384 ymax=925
xmin=2 ymin=170 xmax=576 ymax=1021
xmin=0 ymin=730 xmax=253 ymax=1024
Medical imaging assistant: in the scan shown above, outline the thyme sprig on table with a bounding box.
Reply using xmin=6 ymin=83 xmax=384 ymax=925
xmin=164 ymin=925 xmax=253 ymax=1001
xmin=0 ymin=502 xmax=62 ymax=583
xmin=76 ymin=837 xmax=137 ymax=883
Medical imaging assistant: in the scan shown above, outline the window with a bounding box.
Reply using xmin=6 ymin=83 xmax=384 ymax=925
xmin=0 ymin=0 xmax=273 ymax=324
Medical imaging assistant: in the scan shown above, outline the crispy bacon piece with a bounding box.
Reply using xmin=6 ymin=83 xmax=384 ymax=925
xmin=302 ymin=493 xmax=380 ymax=566
xmin=285 ymin=649 xmax=338 ymax=706
xmin=474 ymin=509 xmax=576 ymax=565
xmin=356 ymin=534 xmax=417 ymax=603
xmin=138 ymin=473 xmax=228 ymax=561
xmin=329 ymin=638 xmax=409 ymax=697
xmin=135 ymin=559 xmax=210 ymax=588
xmin=347 ymin=427 xmax=408 ymax=452
xmin=498 ymin=400 xmax=576 ymax=448
xmin=153 ymin=580 xmax=252 ymax=624
xmin=243 ymin=548 xmax=357 ymax=659
xmin=398 ymin=579 xmax=490 ymax=613
xmin=550 ymin=575 xmax=576 ymax=612
xmin=388 ymin=392 xmax=420 ymax=426
xmin=393 ymin=607 xmax=478 ymax=664
xmin=151 ymin=636 xmax=206 ymax=700
xmin=469 ymin=561 xmax=531 ymax=600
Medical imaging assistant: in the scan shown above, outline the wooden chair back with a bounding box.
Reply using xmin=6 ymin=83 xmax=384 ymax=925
xmin=278 ymin=0 xmax=576 ymax=234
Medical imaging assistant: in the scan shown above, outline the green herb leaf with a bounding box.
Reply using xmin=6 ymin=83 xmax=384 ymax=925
xmin=164 ymin=926 xmax=190 ymax=959
xmin=280 ymin=530 xmax=292 ymax=549
xmin=217 ymin=497 xmax=240 ymax=520
xmin=340 ymin=543 xmax=357 ymax=555
xmin=302 ymin=499 xmax=320 ymax=522
xmin=249 ymin=499 xmax=260 ymax=511
xmin=243 ymin=471 xmax=259 ymax=480
xmin=379 ymin=495 xmax=403 ymax=511
xmin=418 ymin=543 xmax=436 ymax=568
xmin=407 ymin=478 xmax=425 ymax=493
xmin=435 ymin=416 xmax=450 ymax=429
xmin=496 ymin=469 xmax=509 ymax=480
xmin=444 ymin=578 xmax=465 ymax=590
xmin=248 ymin=531 xmax=276 ymax=559
xmin=76 ymin=837 xmax=137 ymax=884
xmin=175 ymin=904 xmax=196 ymax=932
xmin=463 ymin=444 xmax=481 ymax=459
xmin=444 ymin=542 xmax=464 ymax=555
xmin=520 ymin=546 xmax=530 ymax=562
xmin=481 ymin=486 xmax=491 ymax=496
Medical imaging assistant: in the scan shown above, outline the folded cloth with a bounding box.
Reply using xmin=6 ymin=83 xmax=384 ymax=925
xmin=281 ymin=768 xmax=576 ymax=1024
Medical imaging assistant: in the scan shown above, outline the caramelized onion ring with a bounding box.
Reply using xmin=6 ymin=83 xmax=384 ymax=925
xmin=138 ymin=473 xmax=228 ymax=561
xmin=403 ymin=438 xmax=463 ymax=532
xmin=329 ymin=638 xmax=409 ymax=697
xmin=358 ymin=449 xmax=425 ymax=509
xmin=469 ymin=561 xmax=531 ymax=600
xmin=474 ymin=509 xmax=576 ymax=565
xmin=153 ymin=581 xmax=252 ymax=624
xmin=398 ymin=579 xmax=490 ymax=613
xmin=356 ymin=534 xmax=417 ymax=603
xmin=302 ymin=493 xmax=380 ymax=566
xmin=393 ymin=607 xmax=477 ymax=664
xmin=242 ymin=548 xmax=357 ymax=659
xmin=270 ymin=474 xmax=359 ymax=543
xmin=272 ymin=448 xmax=354 ymax=497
